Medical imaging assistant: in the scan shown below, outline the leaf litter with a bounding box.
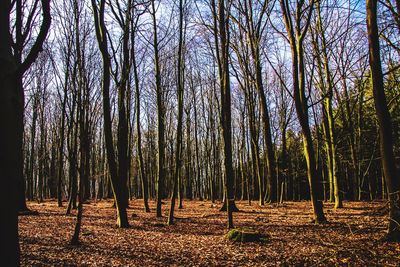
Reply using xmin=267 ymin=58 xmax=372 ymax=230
xmin=19 ymin=200 xmax=400 ymax=266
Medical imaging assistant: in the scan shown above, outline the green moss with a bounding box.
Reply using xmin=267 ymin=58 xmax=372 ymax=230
xmin=82 ymin=231 xmax=92 ymax=236
xmin=225 ymin=228 xmax=269 ymax=243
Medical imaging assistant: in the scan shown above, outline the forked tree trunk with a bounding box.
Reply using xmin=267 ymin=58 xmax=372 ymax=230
xmin=280 ymin=0 xmax=326 ymax=223
xmin=92 ymin=0 xmax=129 ymax=228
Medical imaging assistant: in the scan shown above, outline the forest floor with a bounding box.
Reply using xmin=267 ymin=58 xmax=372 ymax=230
xmin=19 ymin=199 xmax=400 ymax=266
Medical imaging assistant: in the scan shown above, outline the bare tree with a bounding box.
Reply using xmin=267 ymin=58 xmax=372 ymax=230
xmin=92 ymin=0 xmax=129 ymax=227
xmin=215 ymin=0 xmax=237 ymax=228
xmin=279 ymin=0 xmax=326 ymax=223
xmin=168 ymin=0 xmax=187 ymax=225
xmin=0 ymin=0 xmax=51 ymax=263
xmin=367 ymin=0 xmax=400 ymax=241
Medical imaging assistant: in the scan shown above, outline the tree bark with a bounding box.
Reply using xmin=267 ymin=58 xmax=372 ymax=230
xmin=92 ymin=0 xmax=129 ymax=227
xmin=151 ymin=0 xmax=166 ymax=218
xmin=217 ymin=0 xmax=236 ymax=228
xmin=280 ymin=0 xmax=326 ymax=223
xmin=367 ymin=0 xmax=400 ymax=241
xmin=0 ymin=2 xmax=20 ymax=264
xmin=168 ymin=0 xmax=185 ymax=225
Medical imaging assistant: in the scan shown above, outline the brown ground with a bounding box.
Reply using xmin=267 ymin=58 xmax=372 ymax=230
xmin=19 ymin=199 xmax=400 ymax=266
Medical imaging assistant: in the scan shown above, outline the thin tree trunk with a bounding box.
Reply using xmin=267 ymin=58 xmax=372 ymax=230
xmin=132 ymin=30 xmax=150 ymax=213
xmin=150 ymin=0 xmax=166 ymax=218
xmin=168 ymin=0 xmax=185 ymax=225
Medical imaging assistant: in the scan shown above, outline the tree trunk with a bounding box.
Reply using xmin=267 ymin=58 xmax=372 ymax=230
xmin=314 ymin=4 xmax=342 ymax=208
xmin=217 ymin=0 xmax=236 ymax=228
xmin=91 ymin=0 xmax=129 ymax=227
xmin=367 ymin=0 xmax=400 ymax=241
xmin=168 ymin=0 xmax=185 ymax=225
xmin=0 ymin=2 xmax=21 ymax=262
xmin=151 ymin=0 xmax=166 ymax=218
xmin=132 ymin=32 xmax=150 ymax=213
xmin=280 ymin=0 xmax=326 ymax=223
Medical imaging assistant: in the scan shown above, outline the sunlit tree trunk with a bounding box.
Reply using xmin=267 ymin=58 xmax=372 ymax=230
xmin=280 ymin=0 xmax=326 ymax=223
xmin=314 ymin=2 xmax=342 ymax=208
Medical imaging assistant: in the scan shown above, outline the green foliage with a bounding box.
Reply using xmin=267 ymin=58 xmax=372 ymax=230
xmin=225 ymin=228 xmax=269 ymax=243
